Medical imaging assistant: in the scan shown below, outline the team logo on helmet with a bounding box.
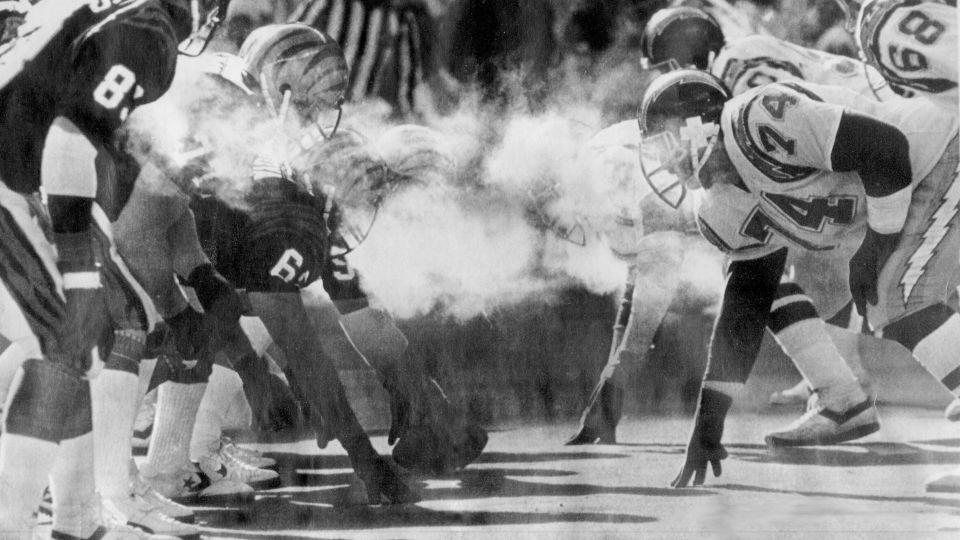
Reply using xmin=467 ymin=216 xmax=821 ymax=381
xmin=240 ymin=23 xmax=349 ymax=140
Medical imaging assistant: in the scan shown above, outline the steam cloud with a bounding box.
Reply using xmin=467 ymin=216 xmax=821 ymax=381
xmin=122 ymin=49 xmax=723 ymax=322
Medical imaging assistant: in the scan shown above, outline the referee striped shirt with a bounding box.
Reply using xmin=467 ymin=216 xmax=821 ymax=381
xmin=289 ymin=0 xmax=434 ymax=117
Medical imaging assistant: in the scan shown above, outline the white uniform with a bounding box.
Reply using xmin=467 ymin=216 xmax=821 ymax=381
xmin=712 ymin=34 xmax=897 ymax=100
xmin=856 ymin=0 xmax=958 ymax=101
xmin=697 ymin=80 xmax=959 ymax=327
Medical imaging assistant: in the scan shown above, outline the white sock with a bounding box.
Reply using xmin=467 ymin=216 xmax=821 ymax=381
xmin=190 ymin=365 xmax=243 ymax=462
xmin=50 ymin=432 xmax=100 ymax=539
xmin=143 ymin=381 xmax=206 ymax=475
xmin=913 ymin=314 xmax=960 ymax=398
xmin=92 ymin=368 xmax=140 ymax=500
xmin=223 ymin=386 xmax=253 ymax=431
xmin=0 ymin=433 xmax=58 ymax=535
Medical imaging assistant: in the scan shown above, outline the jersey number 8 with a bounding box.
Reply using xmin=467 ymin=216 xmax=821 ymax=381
xmin=93 ymin=64 xmax=136 ymax=110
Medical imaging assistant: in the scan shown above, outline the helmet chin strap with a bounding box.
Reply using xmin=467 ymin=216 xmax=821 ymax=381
xmin=690 ymin=134 xmax=718 ymax=188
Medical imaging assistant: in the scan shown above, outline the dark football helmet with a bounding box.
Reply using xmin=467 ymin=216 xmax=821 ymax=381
xmin=641 ymin=6 xmax=725 ymax=70
xmin=302 ymin=129 xmax=401 ymax=253
xmin=240 ymin=23 xmax=349 ymax=141
xmin=637 ymin=69 xmax=730 ymax=209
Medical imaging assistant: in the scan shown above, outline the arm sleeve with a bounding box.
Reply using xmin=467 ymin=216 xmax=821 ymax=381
xmin=704 ymin=247 xmax=787 ymax=384
xmin=830 ymin=111 xmax=913 ymax=234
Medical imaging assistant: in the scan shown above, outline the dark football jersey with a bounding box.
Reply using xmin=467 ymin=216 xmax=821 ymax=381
xmin=192 ymin=177 xmax=331 ymax=293
xmin=0 ymin=0 xmax=179 ymax=194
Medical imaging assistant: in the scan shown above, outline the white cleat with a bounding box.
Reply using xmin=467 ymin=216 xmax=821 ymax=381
xmin=197 ymin=451 xmax=279 ymax=491
xmin=765 ymin=382 xmax=881 ymax=447
xmin=926 ymin=467 xmax=960 ymax=493
xmin=102 ymin=496 xmax=201 ymax=540
xmin=769 ymin=380 xmax=812 ymax=406
xmin=219 ymin=437 xmax=276 ymax=469
xmin=944 ymin=397 xmax=960 ymax=422
xmin=132 ymin=474 xmax=195 ymax=524
xmin=139 ymin=464 xmax=254 ymax=506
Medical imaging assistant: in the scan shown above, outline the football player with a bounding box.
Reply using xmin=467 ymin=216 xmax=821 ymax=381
xmin=641 ymin=5 xmax=900 ymax=406
xmin=835 ymin=0 xmax=958 ymax=103
xmin=633 ymin=69 xmax=959 ymax=489
xmin=642 ymin=6 xmax=897 ymax=100
xmin=0 ymin=0 xmax=228 ymax=537
xmin=156 ymin=27 xmax=418 ymax=503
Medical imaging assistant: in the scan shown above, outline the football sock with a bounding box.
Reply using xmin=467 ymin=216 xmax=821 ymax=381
xmin=143 ymin=381 xmax=206 ymax=475
xmin=50 ymin=432 xmax=100 ymax=539
xmin=769 ymin=285 xmax=859 ymax=391
xmin=190 ymin=365 xmax=244 ymax=462
xmin=0 ymin=433 xmax=58 ymax=535
xmin=91 ymin=365 xmax=141 ymax=499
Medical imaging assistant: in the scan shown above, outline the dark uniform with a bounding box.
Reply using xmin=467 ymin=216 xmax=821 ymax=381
xmin=192 ymin=176 xmax=331 ymax=293
xmin=0 ymin=0 xmax=179 ymax=359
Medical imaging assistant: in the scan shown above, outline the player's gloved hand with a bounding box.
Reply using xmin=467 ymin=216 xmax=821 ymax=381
xmin=671 ymin=387 xmax=732 ymax=488
xmin=164 ymin=306 xmax=205 ymax=359
xmin=51 ymin=230 xmax=109 ymax=371
xmin=848 ymin=228 xmax=900 ymax=316
xmin=185 ymin=264 xmax=243 ymax=346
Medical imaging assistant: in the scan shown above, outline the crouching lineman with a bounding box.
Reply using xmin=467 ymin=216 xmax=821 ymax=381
xmin=140 ymin=28 xmax=416 ymax=503
xmin=637 ymin=4 xmax=909 ymax=408
xmin=632 ymin=69 xmax=959 ymax=489
xmin=0 ymin=0 xmax=229 ymax=537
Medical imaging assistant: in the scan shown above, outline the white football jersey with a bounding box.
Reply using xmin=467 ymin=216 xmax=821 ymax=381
xmin=696 ymin=80 xmax=957 ymax=260
xmin=583 ymin=120 xmax=698 ymax=261
xmin=711 ymin=34 xmax=897 ymax=100
xmin=856 ymin=0 xmax=958 ymax=98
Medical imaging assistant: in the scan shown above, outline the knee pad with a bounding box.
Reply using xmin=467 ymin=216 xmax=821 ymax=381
xmin=4 ymin=358 xmax=91 ymax=441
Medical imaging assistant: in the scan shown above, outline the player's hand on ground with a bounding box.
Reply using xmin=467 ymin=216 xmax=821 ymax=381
xmin=848 ymin=228 xmax=900 ymax=315
xmin=671 ymin=387 xmax=733 ymax=488
xmin=670 ymin=436 xmax=727 ymax=488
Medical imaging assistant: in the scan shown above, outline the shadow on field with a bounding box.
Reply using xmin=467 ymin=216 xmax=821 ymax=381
xmin=749 ymin=441 xmax=960 ymax=468
xmin=719 ymin=483 xmax=960 ymax=509
xmin=193 ymin=449 xmax=724 ymax=534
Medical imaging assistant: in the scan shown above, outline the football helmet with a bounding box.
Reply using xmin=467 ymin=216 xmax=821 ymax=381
xmin=375 ymin=125 xmax=457 ymax=188
xmin=641 ymin=7 xmax=725 ymax=70
xmin=240 ymin=23 xmax=349 ymax=140
xmin=162 ymin=0 xmax=231 ymax=56
xmin=637 ymin=69 xmax=729 ymax=209
xmin=302 ymin=130 xmax=400 ymax=253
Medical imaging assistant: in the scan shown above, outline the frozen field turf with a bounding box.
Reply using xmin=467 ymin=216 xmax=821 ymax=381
xmin=184 ymin=406 xmax=960 ymax=539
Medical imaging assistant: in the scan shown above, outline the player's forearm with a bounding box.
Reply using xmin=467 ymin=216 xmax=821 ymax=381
xmin=704 ymin=248 xmax=786 ymax=385
xmin=831 ymin=112 xmax=912 ymax=234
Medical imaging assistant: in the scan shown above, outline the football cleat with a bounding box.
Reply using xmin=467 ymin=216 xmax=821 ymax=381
xmin=139 ymin=465 xmax=255 ymax=506
xmin=101 ymin=496 xmax=201 ymax=540
xmin=945 ymin=397 xmax=960 ymax=422
xmin=925 ymin=467 xmax=960 ymax=493
xmin=219 ymin=437 xmax=276 ymax=469
xmin=132 ymin=474 xmax=196 ymax=524
xmin=765 ymin=382 xmax=880 ymax=447
xmin=769 ymin=380 xmax=813 ymax=406
xmin=197 ymin=452 xmax=280 ymax=490
xmin=351 ymin=456 xmax=420 ymax=505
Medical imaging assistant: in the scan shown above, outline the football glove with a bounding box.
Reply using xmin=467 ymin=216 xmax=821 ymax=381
xmin=848 ymin=228 xmax=900 ymax=316
xmin=671 ymin=387 xmax=732 ymax=488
